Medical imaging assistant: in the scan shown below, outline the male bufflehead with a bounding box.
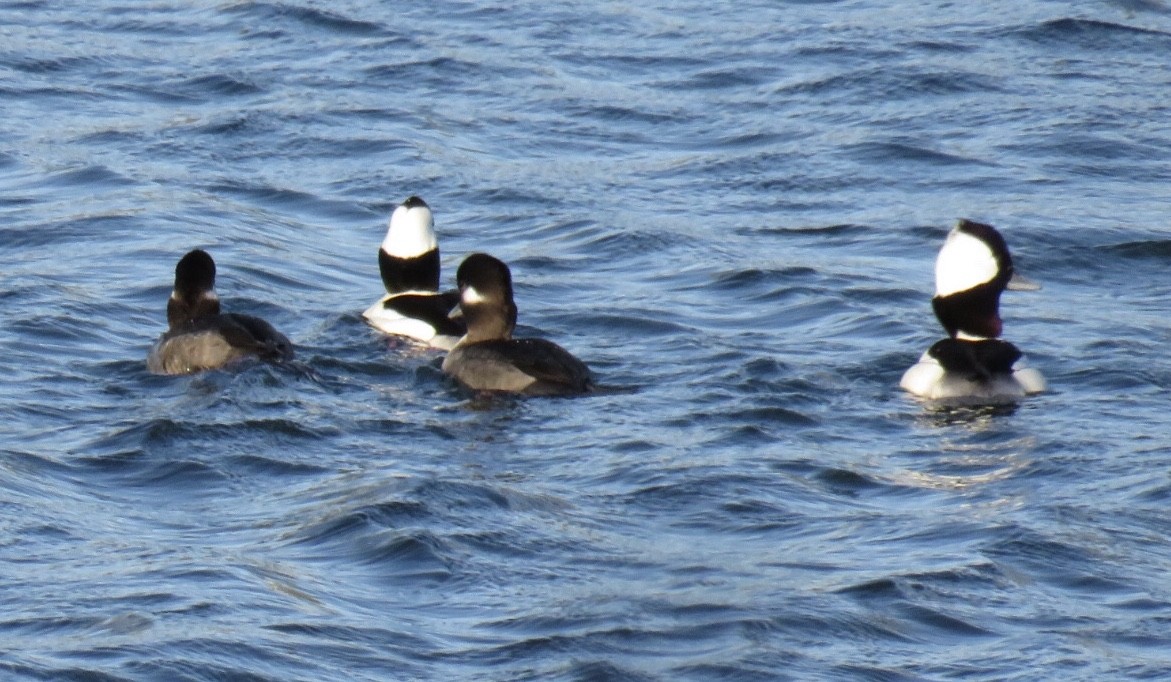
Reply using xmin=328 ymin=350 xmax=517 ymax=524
xmin=442 ymin=253 xmax=593 ymax=395
xmin=900 ymin=219 xmax=1046 ymax=403
xmin=362 ymin=196 xmax=465 ymax=350
xmin=147 ymin=249 xmax=293 ymax=375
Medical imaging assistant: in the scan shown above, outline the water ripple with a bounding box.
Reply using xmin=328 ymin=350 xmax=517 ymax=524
xmin=2 ymin=1 xmax=1170 ymax=679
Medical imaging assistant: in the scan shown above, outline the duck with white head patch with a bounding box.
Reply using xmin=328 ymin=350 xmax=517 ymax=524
xmin=147 ymin=249 xmax=293 ymax=375
xmin=442 ymin=253 xmax=594 ymax=396
xmin=900 ymin=219 xmax=1046 ymax=403
xmin=362 ymin=196 xmax=466 ymax=350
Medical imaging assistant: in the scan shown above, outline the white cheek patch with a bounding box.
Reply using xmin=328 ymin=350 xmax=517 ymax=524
xmin=461 ymin=285 xmax=487 ymax=305
xmin=935 ymin=230 xmax=997 ymax=296
xmin=382 ymin=205 xmax=438 ymax=258
xmin=171 ymin=289 xmax=217 ymax=302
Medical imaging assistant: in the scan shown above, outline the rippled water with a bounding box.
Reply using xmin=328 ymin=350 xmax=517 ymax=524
xmin=4 ymin=1 xmax=1171 ymax=679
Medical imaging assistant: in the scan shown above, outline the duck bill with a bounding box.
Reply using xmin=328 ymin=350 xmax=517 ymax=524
xmin=1006 ymin=271 xmax=1041 ymax=291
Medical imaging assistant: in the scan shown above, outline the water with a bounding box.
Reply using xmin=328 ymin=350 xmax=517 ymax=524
xmin=2 ymin=0 xmax=1171 ymax=679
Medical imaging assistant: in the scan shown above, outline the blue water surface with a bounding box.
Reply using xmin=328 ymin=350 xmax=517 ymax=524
xmin=3 ymin=1 xmax=1171 ymax=680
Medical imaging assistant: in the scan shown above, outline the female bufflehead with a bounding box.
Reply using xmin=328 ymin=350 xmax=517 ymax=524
xmin=442 ymin=253 xmax=594 ymax=395
xmin=147 ymin=249 xmax=294 ymax=375
xmin=900 ymin=219 xmax=1046 ymax=403
xmin=362 ymin=196 xmax=465 ymax=350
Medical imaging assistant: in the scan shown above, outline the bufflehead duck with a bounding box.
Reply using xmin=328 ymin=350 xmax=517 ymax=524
xmin=362 ymin=196 xmax=465 ymax=350
xmin=900 ymin=219 xmax=1046 ymax=403
xmin=147 ymin=249 xmax=293 ymax=375
xmin=442 ymin=253 xmax=593 ymax=395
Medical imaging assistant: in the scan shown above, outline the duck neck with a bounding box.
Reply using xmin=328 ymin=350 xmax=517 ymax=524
xmin=461 ymin=302 xmax=517 ymax=343
xmin=167 ymin=294 xmax=219 ymax=329
xmin=379 ymin=248 xmax=441 ymax=294
xmin=932 ymin=281 xmax=1003 ymax=339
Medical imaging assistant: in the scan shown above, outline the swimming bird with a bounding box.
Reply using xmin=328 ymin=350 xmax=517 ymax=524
xmin=442 ymin=253 xmax=593 ymax=395
xmin=900 ymin=219 xmax=1046 ymax=403
xmin=147 ymin=249 xmax=293 ymax=375
xmin=362 ymin=196 xmax=465 ymax=350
